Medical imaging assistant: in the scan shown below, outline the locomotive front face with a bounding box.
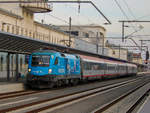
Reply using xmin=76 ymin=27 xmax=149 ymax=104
xmin=28 ymin=55 xmax=51 ymax=76
xmin=27 ymin=54 xmax=54 ymax=82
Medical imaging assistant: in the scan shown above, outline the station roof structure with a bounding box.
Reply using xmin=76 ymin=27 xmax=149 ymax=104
xmin=0 ymin=31 xmax=146 ymax=67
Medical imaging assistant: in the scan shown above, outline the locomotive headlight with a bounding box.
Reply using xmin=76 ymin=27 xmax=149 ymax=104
xmin=28 ymin=68 xmax=31 ymax=72
xmin=48 ymin=69 xmax=52 ymax=73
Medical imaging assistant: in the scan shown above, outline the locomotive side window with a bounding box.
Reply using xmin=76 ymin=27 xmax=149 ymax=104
xmin=54 ymin=57 xmax=58 ymax=65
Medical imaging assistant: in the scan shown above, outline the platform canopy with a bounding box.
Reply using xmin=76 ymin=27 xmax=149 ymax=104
xmin=0 ymin=31 xmax=146 ymax=67
xmin=0 ymin=31 xmax=70 ymax=54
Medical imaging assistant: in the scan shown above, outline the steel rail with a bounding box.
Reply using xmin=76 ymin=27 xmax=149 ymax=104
xmin=0 ymin=78 xmax=140 ymax=113
xmin=0 ymin=90 xmax=27 ymax=96
xmin=126 ymin=89 xmax=150 ymax=113
xmin=93 ymin=79 xmax=150 ymax=113
xmin=0 ymin=90 xmax=41 ymax=100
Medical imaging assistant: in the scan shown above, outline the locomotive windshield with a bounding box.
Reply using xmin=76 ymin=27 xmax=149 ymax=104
xmin=31 ymin=55 xmax=50 ymax=67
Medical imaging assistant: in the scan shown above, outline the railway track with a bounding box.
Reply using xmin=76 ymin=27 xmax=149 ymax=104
xmin=93 ymin=78 xmax=150 ymax=113
xmin=0 ymin=76 xmax=144 ymax=113
xmin=126 ymin=89 xmax=150 ymax=113
xmin=0 ymin=90 xmax=42 ymax=100
xmin=0 ymin=76 xmax=141 ymax=101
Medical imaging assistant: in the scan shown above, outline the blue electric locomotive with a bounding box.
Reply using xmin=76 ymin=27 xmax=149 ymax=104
xmin=26 ymin=50 xmax=81 ymax=88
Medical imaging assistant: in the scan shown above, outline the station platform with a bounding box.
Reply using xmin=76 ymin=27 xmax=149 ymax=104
xmin=138 ymin=71 xmax=150 ymax=75
xmin=137 ymin=95 xmax=150 ymax=113
xmin=134 ymin=71 xmax=150 ymax=113
xmin=0 ymin=82 xmax=25 ymax=94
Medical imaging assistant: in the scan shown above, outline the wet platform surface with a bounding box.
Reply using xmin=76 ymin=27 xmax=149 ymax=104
xmin=137 ymin=95 xmax=150 ymax=113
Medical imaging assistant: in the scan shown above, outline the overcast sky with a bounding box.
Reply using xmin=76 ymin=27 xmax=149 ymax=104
xmin=35 ymin=0 xmax=150 ymax=57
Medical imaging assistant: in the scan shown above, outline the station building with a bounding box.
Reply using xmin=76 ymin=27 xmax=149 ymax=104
xmin=106 ymin=47 xmax=128 ymax=60
xmin=56 ymin=24 xmax=106 ymax=47
xmin=55 ymin=24 xmax=108 ymax=56
xmin=132 ymin=53 xmax=143 ymax=64
xmin=105 ymin=41 xmax=128 ymax=60
xmin=0 ymin=0 xmax=108 ymax=81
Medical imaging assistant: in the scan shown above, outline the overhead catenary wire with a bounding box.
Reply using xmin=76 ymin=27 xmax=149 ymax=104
xmin=45 ymin=14 xmax=69 ymax=24
xmin=123 ymin=0 xmax=147 ymax=40
xmin=43 ymin=4 xmax=100 ymax=34
xmin=64 ymin=4 xmax=96 ymax=25
xmin=120 ymin=0 xmax=149 ymax=39
xmin=122 ymin=0 xmax=150 ymax=52
xmin=123 ymin=0 xmax=137 ymax=19
xmin=114 ymin=0 xmax=129 ymax=20
xmin=113 ymin=0 xmax=146 ymax=52
xmin=114 ymin=0 xmax=138 ymax=31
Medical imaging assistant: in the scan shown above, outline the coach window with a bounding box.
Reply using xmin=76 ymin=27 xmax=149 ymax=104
xmin=54 ymin=57 xmax=58 ymax=65
xmin=109 ymin=64 xmax=113 ymax=70
xmin=97 ymin=63 xmax=101 ymax=70
xmin=110 ymin=65 xmax=112 ymax=70
xmin=103 ymin=63 xmax=106 ymax=70
xmin=85 ymin=62 xmax=89 ymax=70
xmin=87 ymin=62 xmax=91 ymax=70
xmin=120 ymin=66 xmax=122 ymax=70
xmin=91 ymin=63 xmax=94 ymax=70
xmin=95 ymin=63 xmax=99 ymax=70
xmin=83 ymin=62 xmax=85 ymax=68
xmin=112 ymin=64 xmax=115 ymax=70
xmin=107 ymin=64 xmax=109 ymax=70
xmin=101 ymin=63 xmax=105 ymax=70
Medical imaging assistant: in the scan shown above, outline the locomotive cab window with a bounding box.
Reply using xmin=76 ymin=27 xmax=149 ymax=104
xmin=32 ymin=55 xmax=50 ymax=67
